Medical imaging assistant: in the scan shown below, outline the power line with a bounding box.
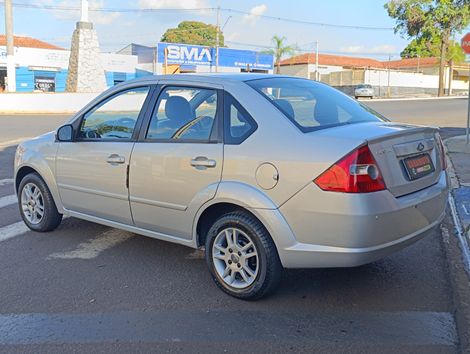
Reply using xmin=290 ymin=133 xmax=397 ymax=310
xmin=220 ymin=8 xmax=394 ymax=31
xmin=0 ymin=1 xmax=394 ymax=31
xmin=0 ymin=2 xmax=216 ymax=13
xmin=225 ymin=41 xmax=400 ymax=57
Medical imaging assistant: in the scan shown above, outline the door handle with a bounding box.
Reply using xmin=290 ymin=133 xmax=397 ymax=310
xmin=190 ymin=157 xmax=217 ymax=168
xmin=106 ymin=154 xmax=126 ymax=165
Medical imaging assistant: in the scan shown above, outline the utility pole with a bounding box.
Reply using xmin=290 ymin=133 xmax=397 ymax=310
xmin=215 ymin=6 xmax=220 ymax=73
xmin=467 ymin=64 xmax=470 ymax=144
xmin=387 ymin=54 xmax=391 ymax=97
xmin=315 ymin=41 xmax=319 ymax=81
xmin=4 ymin=0 xmax=16 ymax=92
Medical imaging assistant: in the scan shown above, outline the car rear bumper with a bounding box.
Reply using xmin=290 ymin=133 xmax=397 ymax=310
xmin=271 ymin=171 xmax=448 ymax=268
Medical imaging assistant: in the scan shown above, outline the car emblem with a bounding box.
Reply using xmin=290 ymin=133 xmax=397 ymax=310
xmin=417 ymin=143 xmax=425 ymax=152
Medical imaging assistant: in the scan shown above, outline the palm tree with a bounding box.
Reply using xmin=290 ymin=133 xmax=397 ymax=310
xmin=266 ymin=35 xmax=296 ymax=74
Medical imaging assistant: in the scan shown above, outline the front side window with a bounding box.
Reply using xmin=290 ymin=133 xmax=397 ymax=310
xmin=247 ymin=78 xmax=385 ymax=132
xmin=146 ymin=86 xmax=218 ymax=141
xmin=78 ymin=86 xmax=150 ymax=140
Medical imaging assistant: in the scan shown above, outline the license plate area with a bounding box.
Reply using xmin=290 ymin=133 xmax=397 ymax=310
xmin=402 ymin=153 xmax=435 ymax=180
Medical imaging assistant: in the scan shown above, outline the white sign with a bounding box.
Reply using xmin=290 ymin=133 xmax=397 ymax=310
xmin=166 ymin=45 xmax=212 ymax=63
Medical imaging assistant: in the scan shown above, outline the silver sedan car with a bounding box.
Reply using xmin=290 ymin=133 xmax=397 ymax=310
xmin=14 ymin=74 xmax=448 ymax=299
xmin=355 ymin=84 xmax=374 ymax=99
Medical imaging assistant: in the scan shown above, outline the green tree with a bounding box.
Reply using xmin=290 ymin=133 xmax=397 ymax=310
xmin=385 ymin=0 xmax=470 ymax=96
xmin=265 ymin=35 xmax=296 ymax=74
xmin=401 ymin=37 xmax=465 ymax=62
xmin=402 ymin=38 xmax=465 ymax=94
xmin=161 ymin=21 xmax=224 ymax=47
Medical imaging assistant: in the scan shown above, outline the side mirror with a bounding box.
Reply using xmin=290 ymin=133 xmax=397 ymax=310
xmin=57 ymin=124 xmax=74 ymax=142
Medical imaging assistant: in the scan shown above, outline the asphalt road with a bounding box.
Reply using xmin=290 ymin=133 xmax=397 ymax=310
xmin=0 ymin=98 xmax=467 ymax=353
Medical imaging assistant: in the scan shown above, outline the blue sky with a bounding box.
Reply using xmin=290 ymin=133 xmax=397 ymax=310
xmin=1 ymin=0 xmax=470 ymax=60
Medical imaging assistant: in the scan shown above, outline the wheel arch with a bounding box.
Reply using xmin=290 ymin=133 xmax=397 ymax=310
xmin=15 ymin=163 xmax=64 ymax=213
xmin=195 ymin=202 xmax=262 ymax=248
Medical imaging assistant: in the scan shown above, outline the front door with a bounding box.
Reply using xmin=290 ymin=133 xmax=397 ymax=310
xmin=56 ymin=86 xmax=152 ymax=224
xmin=129 ymin=85 xmax=223 ymax=239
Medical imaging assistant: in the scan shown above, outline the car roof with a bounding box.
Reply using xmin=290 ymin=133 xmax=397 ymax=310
xmin=121 ymin=73 xmax=295 ymax=86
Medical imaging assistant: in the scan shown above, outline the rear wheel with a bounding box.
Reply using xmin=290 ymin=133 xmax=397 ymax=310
xmin=205 ymin=211 xmax=282 ymax=300
xmin=18 ymin=173 xmax=62 ymax=232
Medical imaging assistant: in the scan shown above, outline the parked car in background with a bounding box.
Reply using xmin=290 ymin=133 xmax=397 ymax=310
xmin=354 ymin=84 xmax=374 ymax=99
xmin=15 ymin=74 xmax=448 ymax=300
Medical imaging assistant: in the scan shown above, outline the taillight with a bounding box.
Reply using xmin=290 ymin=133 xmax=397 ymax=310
xmin=314 ymin=145 xmax=386 ymax=193
xmin=436 ymin=134 xmax=447 ymax=170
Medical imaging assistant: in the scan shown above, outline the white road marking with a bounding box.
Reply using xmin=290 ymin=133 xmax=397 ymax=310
xmin=0 ymin=221 xmax=30 ymax=243
xmin=0 ymin=137 xmax=33 ymax=149
xmin=47 ymin=229 xmax=134 ymax=260
xmin=0 ymin=194 xmax=17 ymax=209
xmin=0 ymin=179 xmax=13 ymax=186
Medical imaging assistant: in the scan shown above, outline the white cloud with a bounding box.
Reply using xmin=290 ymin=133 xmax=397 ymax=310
xmin=32 ymin=0 xmax=121 ymax=25
xmin=340 ymin=44 xmax=397 ymax=54
xmin=226 ymin=32 xmax=240 ymax=41
xmin=243 ymin=4 xmax=267 ymax=26
xmin=138 ymin=0 xmax=208 ymax=9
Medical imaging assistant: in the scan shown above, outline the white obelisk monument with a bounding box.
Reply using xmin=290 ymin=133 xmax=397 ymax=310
xmin=65 ymin=0 xmax=107 ymax=92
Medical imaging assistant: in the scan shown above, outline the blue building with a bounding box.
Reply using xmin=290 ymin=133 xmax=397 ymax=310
xmin=0 ymin=35 xmax=138 ymax=92
xmin=117 ymin=42 xmax=274 ymax=75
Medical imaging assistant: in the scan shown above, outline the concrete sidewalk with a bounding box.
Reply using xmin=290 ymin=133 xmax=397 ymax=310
xmin=445 ymin=135 xmax=470 ymax=272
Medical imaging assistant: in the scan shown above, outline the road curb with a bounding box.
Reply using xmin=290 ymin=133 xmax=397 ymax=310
xmin=442 ymin=138 xmax=470 ymax=352
xmin=367 ymin=96 xmax=468 ymax=102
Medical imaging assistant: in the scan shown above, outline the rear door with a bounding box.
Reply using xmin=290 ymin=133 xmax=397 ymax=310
xmin=129 ymin=83 xmax=223 ymax=239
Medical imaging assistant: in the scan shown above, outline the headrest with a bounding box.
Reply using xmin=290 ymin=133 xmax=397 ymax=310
xmin=165 ymin=96 xmax=194 ymax=124
xmin=314 ymin=98 xmax=338 ymax=125
xmin=273 ymin=99 xmax=295 ymax=119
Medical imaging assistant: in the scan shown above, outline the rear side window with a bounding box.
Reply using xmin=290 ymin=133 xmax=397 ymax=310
xmin=247 ymin=78 xmax=385 ymax=132
xmin=224 ymin=93 xmax=257 ymax=144
xmin=146 ymin=86 xmax=218 ymax=141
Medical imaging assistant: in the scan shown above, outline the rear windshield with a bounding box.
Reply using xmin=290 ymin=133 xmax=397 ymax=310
xmin=246 ymin=78 xmax=385 ymax=132
xmin=357 ymin=84 xmax=372 ymax=89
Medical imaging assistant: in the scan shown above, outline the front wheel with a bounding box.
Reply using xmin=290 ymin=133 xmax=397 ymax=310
xmin=18 ymin=173 xmax=62 ymax=232
xmin=205 ymin=211 xmax=282 ymax=300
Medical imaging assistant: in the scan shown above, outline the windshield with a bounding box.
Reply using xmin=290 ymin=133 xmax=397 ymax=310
xmin=246 ymin=78 xmax=386 ymax=132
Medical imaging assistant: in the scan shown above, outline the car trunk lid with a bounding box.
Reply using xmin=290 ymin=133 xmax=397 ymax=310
xmin=312 ymin=122 xmax=443 ymax=197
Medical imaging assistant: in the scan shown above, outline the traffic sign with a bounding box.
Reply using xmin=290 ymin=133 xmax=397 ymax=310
xmin=461 ymin=33 xmax=470 ymax=54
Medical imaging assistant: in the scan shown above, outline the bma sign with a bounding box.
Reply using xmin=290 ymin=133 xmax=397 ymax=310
xmin=166 ymin=45 xmax=212 ymax=63
xmin=158 ymin=43 xmax=213 ymax=66
xmin=157 ymin=42 xmax=274 ymax=70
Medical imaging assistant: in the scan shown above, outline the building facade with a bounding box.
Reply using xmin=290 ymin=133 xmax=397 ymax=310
xmin=118 ymin=42 xmax=274 ymax=75
xmin=280 ymin=53 xmax=469 ymax=96
xmin=0 ymin=36 xmax=137 ymax=92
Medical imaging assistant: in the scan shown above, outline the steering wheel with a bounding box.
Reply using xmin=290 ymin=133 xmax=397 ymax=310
xmin=192 ymin=116 xmax=213 ymax=131
xmin=116 ymin=117 xmax=136 ymax=126
xmin=84 ymin=129 xmax=101 ymax=139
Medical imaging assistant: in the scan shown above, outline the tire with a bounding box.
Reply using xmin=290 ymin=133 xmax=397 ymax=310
xmin=18 ymin=172 xmax=62 ymax=232
xmin=354 ymin=96 xmax=359 ymax=99
xmin=205 ymin=211 xmax=282 ymax=300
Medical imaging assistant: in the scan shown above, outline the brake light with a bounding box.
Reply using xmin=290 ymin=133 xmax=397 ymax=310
xmin=436 ymin=134 xmax=447 ymax=170
xmin=314 ymin=145 xmax=386 ymax=193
